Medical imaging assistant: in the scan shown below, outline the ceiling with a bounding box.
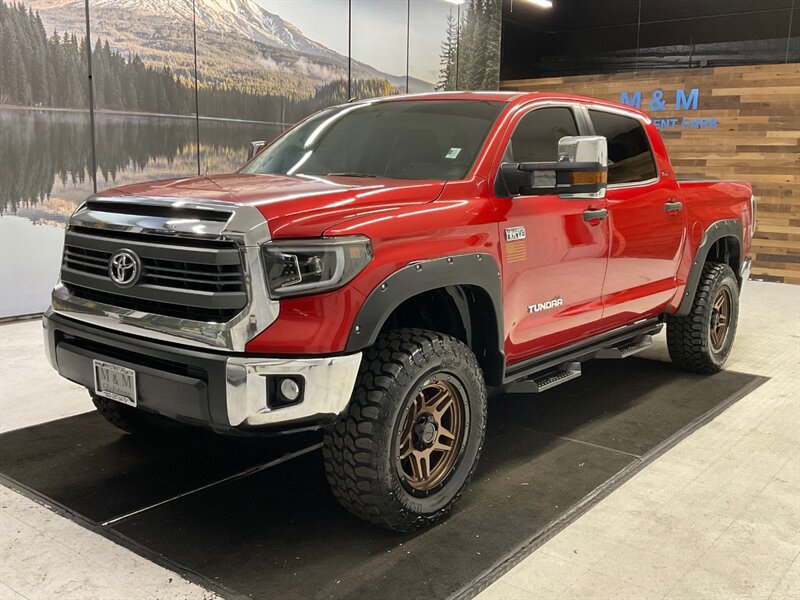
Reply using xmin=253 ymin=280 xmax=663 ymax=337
xmin=501 ymin=0 xmax=799 ymax=79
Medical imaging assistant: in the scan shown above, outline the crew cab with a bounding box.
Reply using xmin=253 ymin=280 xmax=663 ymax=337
xmin=44 ymin=92 xmax=754 ymax=531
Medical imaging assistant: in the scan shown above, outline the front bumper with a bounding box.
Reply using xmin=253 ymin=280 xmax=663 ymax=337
xmin=43 ymin=310 xmax=361 ymax=432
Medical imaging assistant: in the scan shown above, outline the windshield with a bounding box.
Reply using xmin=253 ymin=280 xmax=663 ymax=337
xmin=241 ymin=100 xmax=504 ymax=181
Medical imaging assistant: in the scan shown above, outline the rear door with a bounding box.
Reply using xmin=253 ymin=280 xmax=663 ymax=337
xmin=586 ymin=108 xmax=685 ymax=327
xmin=492 ymin=104 xmax=610 ymax=364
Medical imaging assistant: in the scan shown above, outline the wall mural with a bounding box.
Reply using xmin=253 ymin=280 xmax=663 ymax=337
xmin=0 ymin=0 xmax=502 ymax=318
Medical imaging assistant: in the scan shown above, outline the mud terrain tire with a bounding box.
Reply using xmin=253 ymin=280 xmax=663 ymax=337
xmin=323 ymin=328 xmax=487 ymax=532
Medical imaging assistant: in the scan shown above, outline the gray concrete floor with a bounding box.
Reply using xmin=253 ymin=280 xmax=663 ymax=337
xmin=0 ymin=281 xmax=798 ymax=599
xmin=480 ymin=281 xmax=799 ymax=600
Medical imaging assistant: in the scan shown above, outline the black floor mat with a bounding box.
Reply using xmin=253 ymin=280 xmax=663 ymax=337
xmin=0 ymin=359 xmax=763 ymax=599
xmin=0 ymin=413 xmax=319 ymax=523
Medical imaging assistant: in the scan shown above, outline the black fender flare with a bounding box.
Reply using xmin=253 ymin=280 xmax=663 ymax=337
xmin=674 ymin=218 xmax=743 ymax=316
xmin=345 ymin=253 xmax=505 ymax=382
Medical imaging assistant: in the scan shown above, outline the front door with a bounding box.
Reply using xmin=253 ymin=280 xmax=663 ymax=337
xmin=492 ymin=105 xmax=610 ymax=366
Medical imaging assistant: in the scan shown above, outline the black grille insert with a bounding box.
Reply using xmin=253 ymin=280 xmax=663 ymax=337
xmin=140 ymin=258 xmax=245 ymax=293
xmin=61 ymin=228 xmax=248 ymax=322
xmin=64 ymin=246 xmax=110 ymax=277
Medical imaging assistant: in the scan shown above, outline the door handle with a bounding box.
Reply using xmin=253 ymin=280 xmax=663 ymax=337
xmin=583 ymin=208 xmax=608 ymax=223
xmin=664 ymin=200 xmax=683 ymax=213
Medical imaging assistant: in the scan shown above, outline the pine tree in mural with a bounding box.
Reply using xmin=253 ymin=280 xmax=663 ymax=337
xmin=436 ymin=0 xmax=501 ymax=91
xmin=0 ymin=3 xmax=88 ymax=108
xmin=0 ymin=1 xmax=398 ymax=122
xmin=437 ymin=12 xmax=458 ymax=91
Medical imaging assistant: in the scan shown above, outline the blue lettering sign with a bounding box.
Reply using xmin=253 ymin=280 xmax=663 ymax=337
xmin=654 ymin=118 xmax=680 ymax=129
xmin=675 ymin=88 xmax=699 ymax=110
xmin=649 ymin=89 xmax=667 ymax=112
xmin=681 ymin=117 xmax=718 ymax=129
xmin=619 ymin=91 xmax=642 ymax=109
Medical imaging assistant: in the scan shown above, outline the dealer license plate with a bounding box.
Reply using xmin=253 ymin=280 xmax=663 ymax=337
xmin=93 ymin=360 xmax=137 ymax=407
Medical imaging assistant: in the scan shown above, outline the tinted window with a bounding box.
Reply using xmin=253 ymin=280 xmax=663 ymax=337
xmin=241 ymin=100 xmax=503 ymax=181
xmin=588 ymin=110 xmax=658 ymax=184
xmin=506 ymin=107 xmax=579 ymax=162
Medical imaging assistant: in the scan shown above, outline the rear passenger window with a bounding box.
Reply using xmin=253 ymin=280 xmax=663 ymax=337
xmin=506 ymin=107 xmax=579 ymax=163
xmin=588 ymin=110 xmax=658 ymax=184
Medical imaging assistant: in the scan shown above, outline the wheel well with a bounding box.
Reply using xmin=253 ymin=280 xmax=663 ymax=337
xmin=706 ymin=236 xmax=742 ymax=286
xmin=378 ymin=285 xmax=504 ymax=386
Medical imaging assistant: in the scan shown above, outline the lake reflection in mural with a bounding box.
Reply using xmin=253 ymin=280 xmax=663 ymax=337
xmin=0 ymin=108 xmax=281 ymax=318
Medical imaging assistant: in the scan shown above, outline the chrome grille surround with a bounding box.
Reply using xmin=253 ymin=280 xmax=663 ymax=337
xmin=51 ymin=195 xmax=279 ymax=352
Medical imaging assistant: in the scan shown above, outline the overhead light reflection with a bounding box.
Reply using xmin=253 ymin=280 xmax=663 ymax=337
xmin=287 ymin=151 xmax=313 ymax=175
xmin=303 ymin=103 xmax=369 ymax=149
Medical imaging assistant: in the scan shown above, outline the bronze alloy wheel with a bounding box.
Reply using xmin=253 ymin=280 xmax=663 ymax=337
xmin=397 ymin=377 xmax=466 ymax=493
xmin=709 ymin=287 xmax=732 ymax=351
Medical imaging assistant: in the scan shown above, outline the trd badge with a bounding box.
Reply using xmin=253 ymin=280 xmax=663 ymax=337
xmin=505 ymin=226 xmax=526 ymax=241
xmin=505 ymin=226 xmax=527 ymax=263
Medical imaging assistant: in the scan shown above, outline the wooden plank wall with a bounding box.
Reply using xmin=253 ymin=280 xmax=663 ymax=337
xmin=501 ymin=63 xmax=800 ymax=284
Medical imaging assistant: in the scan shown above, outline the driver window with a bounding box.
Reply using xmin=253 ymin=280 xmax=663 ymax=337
xmin=505 ymin=107 xmax=579 ymax=163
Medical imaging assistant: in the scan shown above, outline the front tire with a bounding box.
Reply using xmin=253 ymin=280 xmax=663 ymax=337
xmin=323 ymin=328 xmax=487 ymax=532
xmin=667 ymin=262 xmax=740 ymax=374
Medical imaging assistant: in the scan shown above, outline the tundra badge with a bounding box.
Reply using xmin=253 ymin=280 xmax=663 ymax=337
xmin=528 ymin=296 xmax=564 ymax=313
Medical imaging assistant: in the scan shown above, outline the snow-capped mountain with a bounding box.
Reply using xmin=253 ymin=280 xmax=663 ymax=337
xmin=26 ymin=0 xmax=433 ymax=94
xmin=195 ymin=0 xmax=336 ymax=57
xmin=84 ymin=0 xmax=337 ymax=57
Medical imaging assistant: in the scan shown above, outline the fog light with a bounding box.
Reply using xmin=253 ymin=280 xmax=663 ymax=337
xmin=280 ymin=378 xmax=301 ymax=401
xmin=266 ymin=375 xmax=304 ymax=408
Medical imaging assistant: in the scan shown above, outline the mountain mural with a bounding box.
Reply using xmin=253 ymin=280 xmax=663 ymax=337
xmin=25 ymin=0 xmax=433 ymax=103
xmin=0 ymin=0 xmax=502 ymax=318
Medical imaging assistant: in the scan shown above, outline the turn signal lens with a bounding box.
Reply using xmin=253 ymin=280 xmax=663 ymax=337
xmin=569 ymin=170 xmax=608 ymax=185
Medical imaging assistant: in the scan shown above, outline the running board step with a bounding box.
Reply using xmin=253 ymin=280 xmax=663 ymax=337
xmin=596 ymin=335 xmax=653 ymax=359
xmin=505 ymin=362 xmax=582 ymax=394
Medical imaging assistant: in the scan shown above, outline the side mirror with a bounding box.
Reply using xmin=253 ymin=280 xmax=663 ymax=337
xmin=495 ymin=135 xmax=608 ymax=199
xmin=247 ymin=140 xmax=267 ymax=161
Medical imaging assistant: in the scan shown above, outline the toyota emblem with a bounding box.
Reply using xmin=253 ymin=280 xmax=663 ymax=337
xmin=108 ymin=249 xmax=141 ymax=287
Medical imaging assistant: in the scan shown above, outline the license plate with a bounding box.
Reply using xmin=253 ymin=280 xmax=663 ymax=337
xmin=93 ymin=360 xmax=137 ymax=407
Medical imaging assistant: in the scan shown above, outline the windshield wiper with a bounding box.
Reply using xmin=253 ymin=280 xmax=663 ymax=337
xmin=322 ymin=172 xmax=378 ymax=178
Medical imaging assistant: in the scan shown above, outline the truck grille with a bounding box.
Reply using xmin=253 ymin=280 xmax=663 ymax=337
xmin=61 ymin=228 xmax=248 ymax=322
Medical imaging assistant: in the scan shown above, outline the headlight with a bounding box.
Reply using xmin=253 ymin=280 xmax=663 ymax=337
xmin=262 ymin=236 xmax=372 ymax=298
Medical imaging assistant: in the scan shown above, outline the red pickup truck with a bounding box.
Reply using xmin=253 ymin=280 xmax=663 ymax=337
xmin=44 ymin=92 xmax=754 ymax=531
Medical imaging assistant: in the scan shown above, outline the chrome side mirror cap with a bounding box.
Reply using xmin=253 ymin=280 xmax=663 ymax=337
xmin=247 ymin=140 xmax=267 ymax=161
xmin=557 ymin=136 xmax=608 ymax=199
xmin=495 ymin=135 xmax=608 ymax=199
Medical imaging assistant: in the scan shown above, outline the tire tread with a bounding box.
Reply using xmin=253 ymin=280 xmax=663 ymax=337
xmin=667 ymin=262 xmax=738 ymax=374
xmin=323 ymin=328 xmax=486 ymax=532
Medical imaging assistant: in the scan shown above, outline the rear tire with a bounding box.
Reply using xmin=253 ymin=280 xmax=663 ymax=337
xmin=323 ymin=328 xmax=487 ymax=532
xmin=92 ymin=395 xmax=180 ymax=435
xmin=667 ymin=262 xmax=739 ymax=374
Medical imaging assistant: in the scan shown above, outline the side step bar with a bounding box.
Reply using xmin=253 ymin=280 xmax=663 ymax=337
xmin=505 ymin=362 xmax=581 ymax=394
xmin=596 ymin=335 xmax=653 ymax=359
xmin=501 ymin=322 xmax=663 ymax=395
xmin=503 ymin=318 xmax=663 ymax=385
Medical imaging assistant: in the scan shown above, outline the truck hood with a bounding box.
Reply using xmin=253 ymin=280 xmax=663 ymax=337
xmin=101 ymin=173 xmax=445 ymax=238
